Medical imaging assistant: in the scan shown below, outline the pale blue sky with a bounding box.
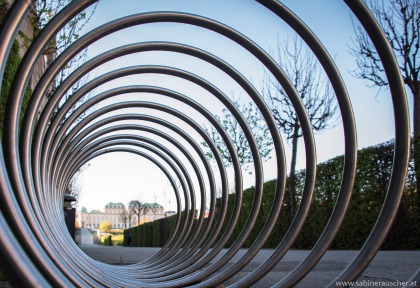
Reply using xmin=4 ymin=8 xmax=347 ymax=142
xmin=72 ymin=0 xmax=403 ymax=212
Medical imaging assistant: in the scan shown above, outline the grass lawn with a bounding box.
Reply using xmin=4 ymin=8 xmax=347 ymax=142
xmin=100 ymin=234 xmax=124 ymax=246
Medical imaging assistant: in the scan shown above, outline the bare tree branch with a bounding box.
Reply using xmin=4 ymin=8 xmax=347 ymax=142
xmin=31 ymin=1 xmax=98 ymax=124
xmin=119 ymin=208 xmax=129 ymax=229
xmin=350 ymin=0 xmax=420 ymax=193
xmin=129 ymin=200 xmax=144 ymax=226
xmin=263 ymin=35 xmax=339 ymax=220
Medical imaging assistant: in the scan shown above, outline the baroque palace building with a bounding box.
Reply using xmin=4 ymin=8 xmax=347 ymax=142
xmin=76 ymin=201 xmax=165 ymax=229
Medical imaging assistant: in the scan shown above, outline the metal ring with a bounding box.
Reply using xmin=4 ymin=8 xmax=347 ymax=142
xmin=0 ymin=1 xmax=410 ymax=287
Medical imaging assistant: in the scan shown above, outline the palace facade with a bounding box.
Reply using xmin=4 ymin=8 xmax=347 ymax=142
xmin=76 ymin=201 xmax=165 ymax=229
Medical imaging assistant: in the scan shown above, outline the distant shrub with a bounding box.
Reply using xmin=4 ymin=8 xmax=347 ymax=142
xmin=99 ymin=234 xmax=124 ymax=246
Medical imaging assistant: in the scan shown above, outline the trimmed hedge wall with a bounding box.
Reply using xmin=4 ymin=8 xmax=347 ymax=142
xmin=124 ymin=213 xmax=179 ymax=247
xmin=124 ymin=139 xmax=418 ymax=250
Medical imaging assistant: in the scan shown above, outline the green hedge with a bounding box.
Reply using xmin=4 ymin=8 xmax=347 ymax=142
xmin=1 ymin=4 xmax=33 ymax=138
xmin=124 ymin=214 xmax=179 ymax=247
xmin=0 ymin=40 xmax=33 ymax=138
xmin=99 ymin=234 xmax=124 ymax=246
xmin=124 ymin=139 xmax=418 ymax=250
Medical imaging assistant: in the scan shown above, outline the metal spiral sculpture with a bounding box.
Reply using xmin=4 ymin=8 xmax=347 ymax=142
xmin=0 ymin=1 xmax=414 ymax=287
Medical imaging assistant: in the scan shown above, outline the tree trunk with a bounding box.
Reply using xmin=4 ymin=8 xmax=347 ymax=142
xmin=289 ymin=120 xmax=300 ymax=222
xmin=412 ymin=83 xmax=420 ymax=194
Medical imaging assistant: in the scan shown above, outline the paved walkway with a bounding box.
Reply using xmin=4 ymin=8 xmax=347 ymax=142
xmin=79 ymin=228 xmax=94 ymax=245
xmin=79 ymin=245 xmax=420 ymax=287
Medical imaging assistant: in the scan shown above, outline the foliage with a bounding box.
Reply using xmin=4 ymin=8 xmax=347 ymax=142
xmin=127 ymin=139 xmax=418 ymax=250
xmin=202 ymin=98 xmax=273 ymax=172
xmin=0 ymin=39 xmax=32 ymax=138
xmin=30 ymin=0 xmax=96 ymax=80
xmin=297 ymin=139 xmax=416 ymax=249
xmin=99 ymin=220 xmax=112 ymax=233
xmin=0 ymin=1 xmax=31 ymax=133
xmin=0 ymin=39 xmax=19 ymax=137
xmin=2 ymin=1 xmax=97 ymax=128
xmin=217 ymin=139 xmax=417 ymax=250
xmin=99 ymin=234 xmax=124 ymax=246
xmin=33 ymin=0 xmax=98 ymax=123
xmin=0 ymin=0 xmax=9 ymax=25
xmin=124 ymin=213 xmax=180 ymax=247
xmin=1 ymin=1 xmax=96 ymax=137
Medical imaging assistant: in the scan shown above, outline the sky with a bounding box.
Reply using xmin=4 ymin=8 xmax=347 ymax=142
xmin=67 ymin=0 xmax=405 ymax=213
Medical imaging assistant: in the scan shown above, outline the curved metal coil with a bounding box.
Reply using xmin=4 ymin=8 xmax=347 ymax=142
xmin=0 ymin=0 xmax=412 ymax=287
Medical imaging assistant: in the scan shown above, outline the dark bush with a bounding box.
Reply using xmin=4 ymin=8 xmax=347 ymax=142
xmin=124 ymin=139 xmax=418 ymax=250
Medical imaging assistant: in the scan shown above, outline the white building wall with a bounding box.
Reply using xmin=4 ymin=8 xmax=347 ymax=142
xmin=77 ymin=205 xmax=167 ymax=229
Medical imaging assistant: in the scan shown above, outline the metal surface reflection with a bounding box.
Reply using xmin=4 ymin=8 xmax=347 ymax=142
xmin=0 ymin=0 xmax=411 ymax=287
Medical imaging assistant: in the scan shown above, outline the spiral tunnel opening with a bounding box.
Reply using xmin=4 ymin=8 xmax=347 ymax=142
xmin=0 ymin=1 xmax=414 ymax=287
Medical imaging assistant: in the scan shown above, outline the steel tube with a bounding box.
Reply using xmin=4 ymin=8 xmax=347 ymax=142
xmin=0 ymin=1 xmax=412 ymax=287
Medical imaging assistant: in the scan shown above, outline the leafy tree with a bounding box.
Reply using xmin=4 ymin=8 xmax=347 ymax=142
xmin=0 ymin=39 xmax=26 ymax=138
xmin=202 ymin=97 xmax=273 ymax=173
xmin=1 ymin=1 xmax=97 ymax=137
xmin=263 ymin=36 xmax=338 ymax=220
xmin=349 ymin=0 xmax=419 ymax=193
xmin=1 ymin=1 xmax=32 ymax=137
xmin=29 ymin=0 xmax=97 ymax=82
xmin=99 ymin=220 xmax=112 ymax=233
xmin=31 ymin=1 xmax=91 ymax=52
xmin=20 ymin=1 xmax=98 ymax=122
